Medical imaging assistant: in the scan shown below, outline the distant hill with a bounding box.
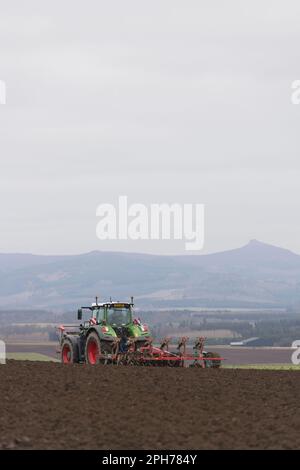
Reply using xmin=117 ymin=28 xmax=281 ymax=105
xmin=1 ymin=240 xmax=300 ymax=310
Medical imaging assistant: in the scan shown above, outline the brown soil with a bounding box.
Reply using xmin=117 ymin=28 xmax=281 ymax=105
xmin=0 ymin=362 xmax=299 ymax=450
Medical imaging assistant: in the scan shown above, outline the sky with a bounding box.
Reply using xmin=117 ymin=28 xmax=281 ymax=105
xmin=0 ymin=0 xmax=300 ymax=255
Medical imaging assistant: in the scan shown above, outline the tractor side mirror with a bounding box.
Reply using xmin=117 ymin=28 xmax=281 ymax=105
xmin=77 ymin=308 xmax=83 ymax=320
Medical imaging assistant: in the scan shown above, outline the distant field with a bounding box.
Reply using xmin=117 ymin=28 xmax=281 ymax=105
xmin=178 ymin=329 xmax=240 ymax=338
xmin=224 ymin=363 xmax=300 ymax=370
xmin=151 ymin=307 xmax=286 ymax=313
xmin=6 ymin=343 xmax=58 ymax=359
xmin=6 ymin=341 xmax=57 ymax=346
xmin=7 ymin=352 xmax=59 ymax=362
xmin=6 ymin=355 xmax=300 ymax=370
xmin=5 ymin=342 xmax=296 ymax=365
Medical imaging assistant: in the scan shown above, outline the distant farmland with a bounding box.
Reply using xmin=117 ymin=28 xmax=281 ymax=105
xmin=5 ymin=342 xmax=295 ymax=365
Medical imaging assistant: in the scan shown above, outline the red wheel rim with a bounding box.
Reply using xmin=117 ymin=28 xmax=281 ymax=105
xmin=62 ymin=344 xmax=72 ymax=363
xmin=87 ymin=339 xmax=99 ymax=364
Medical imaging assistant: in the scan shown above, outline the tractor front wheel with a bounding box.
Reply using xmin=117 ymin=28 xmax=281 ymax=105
xmin=85 ymin=332 xmax=102 ymax=365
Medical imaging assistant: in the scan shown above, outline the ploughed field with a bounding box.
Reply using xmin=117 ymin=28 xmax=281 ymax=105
xmin=0 ymin=362 xmax=299 ymax=450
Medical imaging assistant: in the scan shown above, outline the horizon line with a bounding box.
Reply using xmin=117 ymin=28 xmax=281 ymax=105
xmin=0 ymin=239 xmax=298 ymax=258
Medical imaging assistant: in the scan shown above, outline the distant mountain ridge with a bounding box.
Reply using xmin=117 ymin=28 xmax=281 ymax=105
xmin=1 ymin=240 xmax=300 ymax=310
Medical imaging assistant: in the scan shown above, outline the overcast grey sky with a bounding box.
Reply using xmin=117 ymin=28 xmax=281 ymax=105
xmin=0 ymin=1 xmax=300 ymax=255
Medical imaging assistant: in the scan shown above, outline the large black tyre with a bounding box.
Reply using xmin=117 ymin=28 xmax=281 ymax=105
xmin=85 ymin=332 xmax=102 ymax=365
xmin=61 ymin=336 xmax=80 ymax=364
xmin=204 ymin=351 xmax=221 ymax=368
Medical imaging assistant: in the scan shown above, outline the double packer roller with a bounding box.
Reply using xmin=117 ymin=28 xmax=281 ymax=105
xmin=58 ymin=297 xmax=223 ymax=368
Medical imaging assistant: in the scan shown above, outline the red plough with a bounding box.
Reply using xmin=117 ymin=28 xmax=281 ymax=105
xmin=117 ymin=336 xmax=224 ymax=368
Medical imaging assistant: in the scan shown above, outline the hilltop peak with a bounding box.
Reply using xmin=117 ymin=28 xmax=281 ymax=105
xmin=248 ymin=239 xmax=263 ymax=246
xmin=246 ymin=239 xmax=276 ymax=249
xmin=244 ymin=239 xmax=295 ymax=255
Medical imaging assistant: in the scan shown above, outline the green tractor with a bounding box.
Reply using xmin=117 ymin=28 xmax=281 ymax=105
xmin=58 ymin=297 xmax=223 ymax=367
xmin=59 ymin=297 xmax=152 ymax=365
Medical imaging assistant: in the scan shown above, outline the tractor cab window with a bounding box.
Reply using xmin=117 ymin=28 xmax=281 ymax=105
xmin=107 ymin=308 xmax=130 ymax=326
xmin=93 ymin=308 xmax=104 ymax=323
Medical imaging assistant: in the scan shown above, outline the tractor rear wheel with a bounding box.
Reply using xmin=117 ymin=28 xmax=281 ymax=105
xmin=61 ymin=337 xmax=79 ymax=364
xmin=85 ymin=332 xmax=102 ymax=365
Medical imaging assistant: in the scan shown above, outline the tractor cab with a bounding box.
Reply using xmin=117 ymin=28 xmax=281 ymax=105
xmin=77 ymin=298 xmax=150 ymax=340
xmin=95 ymin=302 xmax=133 ymax=336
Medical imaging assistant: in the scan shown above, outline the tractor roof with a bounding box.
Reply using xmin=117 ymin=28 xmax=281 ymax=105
xmin=90 ymin=302 xmax=132 ymax=309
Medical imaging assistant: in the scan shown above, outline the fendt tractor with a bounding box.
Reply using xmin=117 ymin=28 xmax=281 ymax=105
xmin=57 ymin=297 xmax=223 ymax=368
